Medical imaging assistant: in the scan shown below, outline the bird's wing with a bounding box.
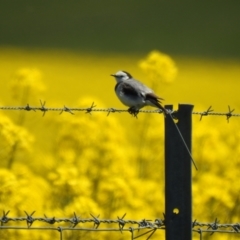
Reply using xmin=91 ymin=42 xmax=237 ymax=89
xmin=115 ymin=81 xmax=140 ymax=97
xmin=145 ymin=92 xmax=166 ymax=112
xmin=145 ymin=92 xmax=163 ymax=103
xmin=127 ymin=79 xmax=164 ymax=99
xmin=127 ymin=79 xmax=153 ymax=93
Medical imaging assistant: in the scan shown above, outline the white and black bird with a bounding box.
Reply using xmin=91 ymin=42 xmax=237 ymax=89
xmin=111 ymin=70 xmax=167 ymax=117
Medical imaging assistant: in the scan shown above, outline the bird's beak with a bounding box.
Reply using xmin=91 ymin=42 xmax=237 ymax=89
xmin=110 ymin=74 xmax=115 ymax=77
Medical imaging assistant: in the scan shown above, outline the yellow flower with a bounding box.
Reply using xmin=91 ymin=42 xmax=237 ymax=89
xmin=10 ymin=68 xmax=46 ymax=101
xmin=0 ymin=113 xmax=34 ymax=148
xmin=139 ymin=50 xmax=177 ymax=83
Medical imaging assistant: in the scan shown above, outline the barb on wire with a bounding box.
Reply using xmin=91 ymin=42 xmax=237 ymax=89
xmin=71 ymin=212 xmax=80 ymax=228
xmin=40 ymin=100 xmax=48 ymax=116
xmin=86 ymin=102 xmax=97 ymax=115
xmin=1 ymin=210 xmax=10 ymax=225
xmin=138 ymin=219 xmax=154 ymax=228
xmin=199 ymin=106 xmax=213 ymax=121
xmin=118 ymin=213 xmax=127 ymax=233
xmin=192 ymin=219 xmax=197 ymax=228
xmin=24 ymin=211 xmax=36 ymax=228
xmin=207 ymin=218 xmax=219 ymax=235
xmin=44 ymin=214 xmax=56 ymax=224
xmin=107 ymin=108 xmax=121 ymax=116
xmin=25 ymin=104 xmax=35 ymax=112
xmin=90 ymin=213 xmax=101 ymax=229
xmin=60 ymin=106 xmax=74 ymax=115
xmin=226 ymin=105 xmax=235 ymax=122
xmin=155 ymin=218 xmax=164 ymax=228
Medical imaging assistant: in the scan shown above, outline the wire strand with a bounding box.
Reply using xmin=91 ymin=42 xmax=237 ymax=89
xmin=168 ymin=113 xmax=198 ymax=170
xmin=0 ymin=103 xmax=240 ymax=121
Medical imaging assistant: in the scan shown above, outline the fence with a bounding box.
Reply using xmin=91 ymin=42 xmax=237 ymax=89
xmin=1 ymin=211 xmax=240 ymax=239
xmin=0 ymin=102 xmax=239 ymax=120
xmin=0 ymin=102 xmax=240 ymax=239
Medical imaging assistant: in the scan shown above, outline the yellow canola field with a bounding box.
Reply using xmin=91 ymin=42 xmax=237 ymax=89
xmin=0 ymin=48 xmax=240 ymax=239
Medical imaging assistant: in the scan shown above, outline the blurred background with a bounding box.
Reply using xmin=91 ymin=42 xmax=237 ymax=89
xmin=1 ymin=0 xmax=240 ymax=108
xmin=0 ymin=1 xmax=240 ymax=239
xmin=1 ymin=0 xmax=240 ymax=58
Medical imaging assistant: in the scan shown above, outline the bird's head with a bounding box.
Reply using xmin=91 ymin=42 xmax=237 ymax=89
xmin=111 ymin=70 xmax=132 ymax=82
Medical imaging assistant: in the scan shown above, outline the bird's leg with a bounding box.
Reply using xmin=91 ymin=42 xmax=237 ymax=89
xmin=128 ymin=107 xmax=139 ymax=118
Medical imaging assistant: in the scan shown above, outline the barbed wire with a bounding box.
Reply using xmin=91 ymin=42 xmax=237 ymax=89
xmin=0 ymin=211 xmax=164 ymax=229
xmin=1 ymin=103 xmax=239 ymax=239
xmin=0 ymin=101 xmax=240 ymax=121
xmin=1 ymin=211 xmax=240 ymax=240
xmin=0 ymin=211 xmax=164 ymax=240
xmin=192 ymin=105 xmax=238 ymax=122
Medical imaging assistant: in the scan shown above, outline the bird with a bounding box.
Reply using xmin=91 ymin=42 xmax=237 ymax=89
xmin=111 ymin=70 xmax=167 ymax=117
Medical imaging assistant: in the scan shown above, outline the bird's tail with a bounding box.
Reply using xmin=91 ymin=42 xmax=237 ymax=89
xmin=145 ymin=93 xmax=167 ymax=116
xmin=150 ymin=99 xmax=167 ymax=116
xmin=158 ymin=104 xmax=168 ymax=117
